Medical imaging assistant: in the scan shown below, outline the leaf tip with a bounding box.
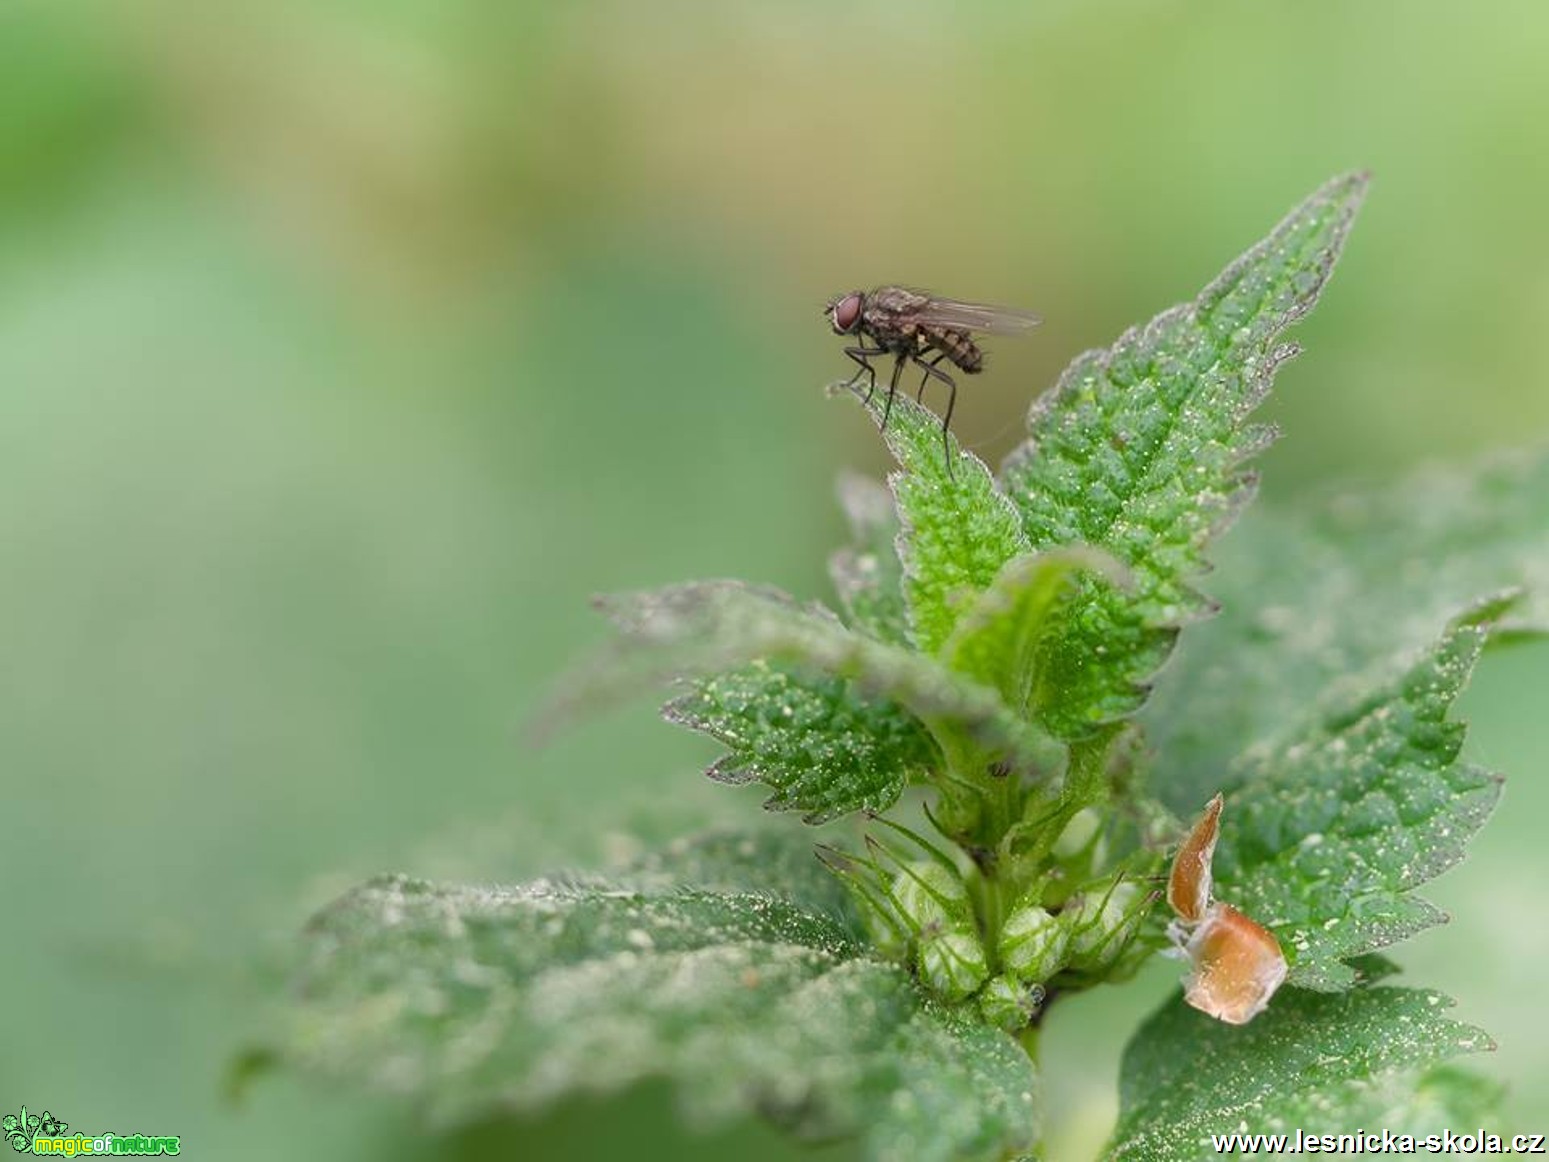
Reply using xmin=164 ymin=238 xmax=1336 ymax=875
xmin=1316 ymin=169 xmax=1374 ymax=215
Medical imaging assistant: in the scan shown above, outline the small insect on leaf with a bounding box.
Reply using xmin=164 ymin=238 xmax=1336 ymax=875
xmin=824 ymin=285 xmax=1040 ymax=478
xmin=1168 ymin=794 xmax=1288 ymax=1025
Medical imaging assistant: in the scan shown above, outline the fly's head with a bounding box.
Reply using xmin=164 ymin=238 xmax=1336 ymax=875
xmin=827 ymin=290 xmax=865 ymax=335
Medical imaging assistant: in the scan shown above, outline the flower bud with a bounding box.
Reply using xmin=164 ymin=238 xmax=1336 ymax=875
xmin=891 ymin=860 xmax=970 ymax=936
xmin=977 ymin=974 xmax=1046 ymax=1031
xmin=916 ymin=927 xmax=989 ymax=1002
xmin=1064 ymin=882 xmax=1145 ymax=970
xmin=997 ymin=902 xmax=1068 ymax=984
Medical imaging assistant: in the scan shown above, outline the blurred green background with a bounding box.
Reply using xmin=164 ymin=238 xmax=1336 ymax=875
xmin=3 ymin=2 xmax=1546 ymax=1159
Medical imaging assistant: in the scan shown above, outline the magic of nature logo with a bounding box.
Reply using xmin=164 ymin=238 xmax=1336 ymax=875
xmin=4 ymin=1106 xmax=181 ymax=1156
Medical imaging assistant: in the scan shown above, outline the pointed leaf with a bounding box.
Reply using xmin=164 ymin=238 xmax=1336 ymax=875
xmin=665 ymin=661 xmax=939 ymax=822
xmin=1000 ymin=173 xmax=1368 ymax=739
xmin=840 ymin=385 xmax=1032 ymax=656
xmin=1108 ymin=987 xmax=1493 ymax=1159
xmin=943 ymin=548 xmax=1126 ymax=719
xmin=1148 ymin=448 xmax=1549 ymax=810
xmin=280 ymin=829 xmax=1040 ymax=1162
xmin=1213 ymin=620 xmax=1502 ymax=990
xmin=556 ymin=580 xmax=1054 ymax=789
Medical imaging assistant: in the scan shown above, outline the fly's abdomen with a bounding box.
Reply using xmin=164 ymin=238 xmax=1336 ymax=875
xmin=928 ymin=328 xmax=984 ymax=373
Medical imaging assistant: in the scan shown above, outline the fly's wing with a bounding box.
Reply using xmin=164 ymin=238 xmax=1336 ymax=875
xmin=911 ymin=296 xmax=1042 ymax=336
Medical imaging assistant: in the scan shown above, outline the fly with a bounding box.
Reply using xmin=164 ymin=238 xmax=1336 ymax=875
xmin=825 ymin=286 xmax=1041 ymax=474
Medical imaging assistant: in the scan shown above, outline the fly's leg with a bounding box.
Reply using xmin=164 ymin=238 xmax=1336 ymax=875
xmin=843 ymin=343 xmax=887 ymax=403
xmin=916 ymin=352 xmax=948 ymax=401
xmin=881 ymin=355 xmax=907 ymax=433
xmin=912 ymin=355 xmax=959 ymax=480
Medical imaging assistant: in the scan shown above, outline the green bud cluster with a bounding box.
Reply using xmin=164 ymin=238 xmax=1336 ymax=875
xmin=889 ymin=861 xmax=988 ymax=1001
xmin=978 ymin=974 xmax=1046 ymax=1032
xmin=992 ymin=877 xmax=1152 ymax=1000
xmin=831 ymin=816 xmax=1158 ymax=1015
xmin=1061 ymin=882 xmax=1147 ymax=972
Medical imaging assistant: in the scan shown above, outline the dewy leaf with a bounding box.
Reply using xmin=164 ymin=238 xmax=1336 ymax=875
xmin=665 ymin=661 xmax=939 ymax=823
xmin=840 ymin=385 xmax=1032 ymax=656
xmin=1147 ymin=447 xmax=1549 ymax=811
xmin=281 ymin=828 xmax=1040 ymax=1162
xmin=1000 ymin=173 xmax=1369 ymax=740
xmin=829 ymin=471 xmax=911 ymax=645
xmin=555 ymin=580 xmax=1052 ymax=791
xmin=1211 ymin=619 xmax=1503 ymax=990
xmin=1107 ymin=986 xmax=1493 ymax=1159
xmin=942 ymin=548 xmax=1126 ymax=719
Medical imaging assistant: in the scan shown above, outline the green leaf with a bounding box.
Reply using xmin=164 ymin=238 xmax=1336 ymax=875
xmin=1212 ymin=619 xmax=1503 ymax=990
xmin=281 ymin=828 xmax=1040 ymax=1162
xmin=665 ymin=661 xmax=939 ymax=823
xmin=1107 ymin=987 xmax=1493 ymax=1159
xmin=841 ymin=385 xmax=1033 ymax=656
xmin=1396 ymin=1066 xmax=1507 ymax=1130
xmin=558 ymin=581 xmax=1055 ymax=790
xmin=1148 ymin=448 xmax=1549 ymax=811
xmin=999 ymin=173 xmax=1369 ymax=739
xmin=829 ymin=471 xmax=911 ymax=644
xmin=943 ymin=548 xmax=1126 ymax=720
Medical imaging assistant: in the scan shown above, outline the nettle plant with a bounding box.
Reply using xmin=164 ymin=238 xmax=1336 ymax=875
xmin=275 ymin=174 xmax=1549 ymax=1159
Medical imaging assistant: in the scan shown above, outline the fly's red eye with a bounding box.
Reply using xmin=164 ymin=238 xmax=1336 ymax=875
xmin=832 ymin=293 xmax=863 ymax=333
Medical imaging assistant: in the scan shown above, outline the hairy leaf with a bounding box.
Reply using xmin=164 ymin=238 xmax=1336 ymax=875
xmin=829 ymin=471 xmax=911 ymax=644
xmin=1148 ymin=448 xmax=1549 ymax=810
xmin=282 ymin=829 xmax=1039 ymax=1162
xmin=840 ymin=385 xmax=1032 ymax=656
xmin=1211 ymin=620 xmax=1502 ymax=990
xmin=1107 ymin=987 xmax=1493 ymax=1159
xmin=1000 ymin=173 xmax=1368 ymax=739
xmin=942 ymin=548 xmax=1125 ymax=719
xmin=558 ymin=581 xmax=1053 ymax=789
xmin=665 ymin=661 xmax=939 ymax=822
